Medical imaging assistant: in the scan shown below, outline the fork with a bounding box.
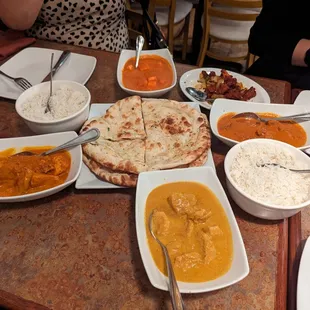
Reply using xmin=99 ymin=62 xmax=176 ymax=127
xmin=0 ymin=70 xmax=32 ymax=90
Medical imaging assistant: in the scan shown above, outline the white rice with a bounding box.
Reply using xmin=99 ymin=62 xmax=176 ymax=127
xmin=22 ymin=85 xmax=86 ymax=121
xmin=230 ymin=143 xmax=310 ymax=206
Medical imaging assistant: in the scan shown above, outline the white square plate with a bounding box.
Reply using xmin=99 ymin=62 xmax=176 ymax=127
xmin=297 ymin=236 xmax=310 ymax=310
xmin=0 ymin=132 xmax=82 ymax=203
xmin=294 ymin=90 xmax=310 ymax=106
xmin=0 ymin=47 xmax=96 ymax=100
xmin=75 ymin=102 xmax=215 ymax=189
xmin=210 ymin=99 xmax=310 ymax=150
xmin=135 ymin=166 xmax=249 ymax=293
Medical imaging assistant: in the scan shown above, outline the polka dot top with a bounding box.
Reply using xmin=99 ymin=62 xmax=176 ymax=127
xmin=26 ymin=0 xmax=129 ymax=52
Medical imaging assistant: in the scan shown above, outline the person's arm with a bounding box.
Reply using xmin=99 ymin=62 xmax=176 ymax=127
xmin=0 ymin=0 xmax=43 ymax=31
xmin=248 ymin=0 xmax=304 ymax=66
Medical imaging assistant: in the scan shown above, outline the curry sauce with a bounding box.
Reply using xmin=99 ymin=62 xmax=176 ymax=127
xmin=145 ymin=182 xmax=233 ymax=283
xmin=122 ymin=55 xmax=173 ymax=91
xmin=217 ymin=112 xmax=307 ymax=147
xmin=0 ymin=146 xmax=71 ymax=197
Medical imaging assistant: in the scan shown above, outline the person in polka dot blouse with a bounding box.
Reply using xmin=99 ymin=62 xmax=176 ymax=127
xmin=0 ymin=0 xmax=129 ymax=52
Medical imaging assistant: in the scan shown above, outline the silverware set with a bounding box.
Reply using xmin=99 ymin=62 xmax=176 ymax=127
xmin=0 ymin=50 xmax=71 ymax=91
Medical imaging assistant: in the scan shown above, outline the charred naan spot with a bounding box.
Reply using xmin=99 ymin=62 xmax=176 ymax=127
xmin=181 ymin=117 xmax=186 ymax=121
xmin=174 ymin=142 xmax=180 ymax=148
xmin=166 ymin=117 xmax=174 ymax=125
xmin=135 ymin=118 xmax=141 ymax=124
xmin=197 ymin=117 xmax=204 ymax=122
xmin=123 ymin=122 xmax=133 ymax=129
xmin=157 ymin=142 xmax=162 ymax=147
xmin=160 ymin=117 xmax=185 ymax=134
xmin=183 ymin=120 xmax=191 ymax=127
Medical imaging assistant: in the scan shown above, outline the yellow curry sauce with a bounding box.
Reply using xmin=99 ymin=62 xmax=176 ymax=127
xmin=122 ymin=55 xmax=173 ymax=91
xmin=217 ymin=112 xmax=307 ymax=147
xmin=0 ymin=146 xmax=71 ymax=197
xmin=145 ymin=182 xmax=233 ymax=283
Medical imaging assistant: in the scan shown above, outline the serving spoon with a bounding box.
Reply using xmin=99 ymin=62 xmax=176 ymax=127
xmin=12 ymin=128 xmax=100 ymax=157
xmin=44 ymin=53 xmax=54 ymax=114
xmin=185 ymin=87 xmax=215 ymax=104
xmin=257 ymin=163 xmax=310 ymax=173
xmin=135 ymin=35 xmax=144 ymax=68
xmin=149 ymin=210 xmax=185 ymax=310
xmin=232 ymin=111 xmax=310 ymax=122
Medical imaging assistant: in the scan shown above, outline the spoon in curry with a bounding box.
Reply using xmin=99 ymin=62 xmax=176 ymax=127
xmin=135 ymin=35 xmax=144 ymax=68
xmin=149 ymin=210 xmax=185 ymax=310
xmin=12 ymin=128 xmax=100 ymax=157
xmin=232 ymin=111 xmax=310 ymax=122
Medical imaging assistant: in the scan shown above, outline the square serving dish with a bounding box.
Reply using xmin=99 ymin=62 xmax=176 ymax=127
xmin=210 ymin=99 xmax=310 ymax=150
xmin=0 ymin=132 xmax=82 ymax=203
xmin=135 ymin=166 xmax=249 ymax=293
xmin=116 ymin=48 xmax=177 ymax=97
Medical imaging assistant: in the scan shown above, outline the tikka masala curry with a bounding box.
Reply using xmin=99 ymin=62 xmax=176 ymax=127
xmin=0 ymin=147 xmax=71 ymax=197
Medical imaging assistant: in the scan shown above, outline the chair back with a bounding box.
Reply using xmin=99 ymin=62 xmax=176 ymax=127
xmin=207 ymin=0 xmax=262 ymax=21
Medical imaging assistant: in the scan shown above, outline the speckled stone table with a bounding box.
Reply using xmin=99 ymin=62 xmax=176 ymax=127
xmin=0 ymin=40 xmax=291 ymax=310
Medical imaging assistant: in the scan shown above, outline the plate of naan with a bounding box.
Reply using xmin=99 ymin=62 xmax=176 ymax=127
xmin=75 ymin=96 xmax=215 ymax=189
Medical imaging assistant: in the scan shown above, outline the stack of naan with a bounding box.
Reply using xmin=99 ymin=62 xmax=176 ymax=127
xmin=81 ymin=96 xmax=211 ymax=187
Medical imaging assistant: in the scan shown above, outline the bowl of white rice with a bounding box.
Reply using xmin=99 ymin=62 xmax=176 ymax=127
xmin=224 ymin=139 xmax=310 ymax=220
xmin=15 ymin=80 xmax=91 ymax=134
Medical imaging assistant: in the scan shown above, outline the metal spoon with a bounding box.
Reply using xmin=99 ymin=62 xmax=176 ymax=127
xmin=135 ymin=35 xmax=145 ymax=68
xmin=149 ymin=210 xmax=185 ymax=310
xmin=185 ymin=87 xmax=215 ymax=104
xmin=12 ymin=128 xmax=100 ymax=157
xmin=257 ymin=163 xmax=310 ymax=173
xmin=45 ymin=53 xmax=54 ymax=114
xmin=232 ymin=111 xmax=310 ymax=122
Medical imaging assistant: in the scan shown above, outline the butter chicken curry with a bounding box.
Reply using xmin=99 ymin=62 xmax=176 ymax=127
xmin=217 ymin=112 xmax=307 ymax=147
xmin=122 ymin=55 xmax=173 ymax=91
xmin=145 ymin=182 xmax=233 ymax=283
xmin=0 ymin=146 xmax=71 ymax=197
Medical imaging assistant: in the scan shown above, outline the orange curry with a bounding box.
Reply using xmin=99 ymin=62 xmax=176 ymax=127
xmin=0 ymin=146 xmax=71 ymax=197
xmin=122 ymin=55 xmax=173 ymax=91
xmin=217 ymin=112 xmax=307 ymax=147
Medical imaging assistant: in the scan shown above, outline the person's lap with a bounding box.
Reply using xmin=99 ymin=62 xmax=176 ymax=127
xmin=246 ymin=58 xmax=310 ymax=89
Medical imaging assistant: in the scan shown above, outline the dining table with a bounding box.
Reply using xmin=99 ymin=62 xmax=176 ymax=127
xmin=0 ymin=40 xmax=293 ymax=310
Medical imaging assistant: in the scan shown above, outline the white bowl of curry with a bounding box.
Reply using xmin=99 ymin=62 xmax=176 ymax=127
xmin=117 ymin=49 xmax=177 ymax=98
xmin=210 ymin=99 xmax=310 ymax=149
xmin=0 ymin=131 xmax=82 ymax=202
xmin=135 ymin=166 xmax=249 ymax=293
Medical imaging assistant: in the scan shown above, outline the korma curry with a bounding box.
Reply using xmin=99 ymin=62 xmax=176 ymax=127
xmin=0 ymin=146 xmax=71 ymax=197
xmin=145 ymin=182 xmax=233 ymax=283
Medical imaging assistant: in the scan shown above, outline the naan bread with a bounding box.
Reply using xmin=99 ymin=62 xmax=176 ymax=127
xmin=142 ymin=99 xmax=211 ymax=170
xmin=83 ymin=139 xmax=147 ymax=174
xmin=83 ymin=154 xmax=137 ymax=187
xmin=81 ymin=96 xmax=146 ymax=141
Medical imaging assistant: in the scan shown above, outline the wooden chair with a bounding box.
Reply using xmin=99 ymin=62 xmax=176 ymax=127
xmin=128 ymin=0 xmax=193 ymax=59
xmin=197 ymin=0 xmax=262 ymax=67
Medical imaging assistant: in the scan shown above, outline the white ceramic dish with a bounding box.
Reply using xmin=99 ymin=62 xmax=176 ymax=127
xmin=116 ymin=48 xmax=177 ymax=97
xmin=210 ymin=99 xmax=310 ymax=149
xmin=179 ymin=68 xmax=271 ymax=110
xmin=224 ymin=139 xmax=310 ymax=220
xmin=297 ymin=236 xmax=310 ymax=310
xmin=135 ymin=166 xmax=249 ymax=293
xmin=294 ymin=90 xmax=310 ymax=106
xmin=15 ymin=80 xmax=91 ymax=134
xmin=75 ymin=102 xmax=216 ymax=189
xmin=0 ymin=47 xmax=96 ymax=100
xmin=0 ymin=131 xmax=82 ymax=203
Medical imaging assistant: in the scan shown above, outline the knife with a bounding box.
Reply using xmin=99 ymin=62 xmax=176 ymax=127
xmin=42 ymin=50 xmax=71 ymax=82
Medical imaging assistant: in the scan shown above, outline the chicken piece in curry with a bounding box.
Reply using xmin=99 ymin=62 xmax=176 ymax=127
xmin=0 ymin=147 xmax=71 ymax=197
xmin=145 ymin=182 xmax=233 ymax=283
xmin=217 ymin=112 xmax=307 ymax=147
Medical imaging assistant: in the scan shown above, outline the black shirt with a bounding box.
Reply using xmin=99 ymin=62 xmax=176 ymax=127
xmin=248 ymin=0 xmax=310 ymax=65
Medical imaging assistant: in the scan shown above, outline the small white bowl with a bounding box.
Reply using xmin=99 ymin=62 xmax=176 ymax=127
xmin=224 ymin=139 xmax=310 ymax=220
xmin=117 ymin=48 xmax=177 ymax=97
xmin=210 ymin=99 xmax=310 ymax=149
xmin=0 ymin=131 xmax=82 ymax=203
xmin=15 ymin=80 xmax=91 ymax=134
xmin=136 ymin=166 xmax=249 ymax=293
